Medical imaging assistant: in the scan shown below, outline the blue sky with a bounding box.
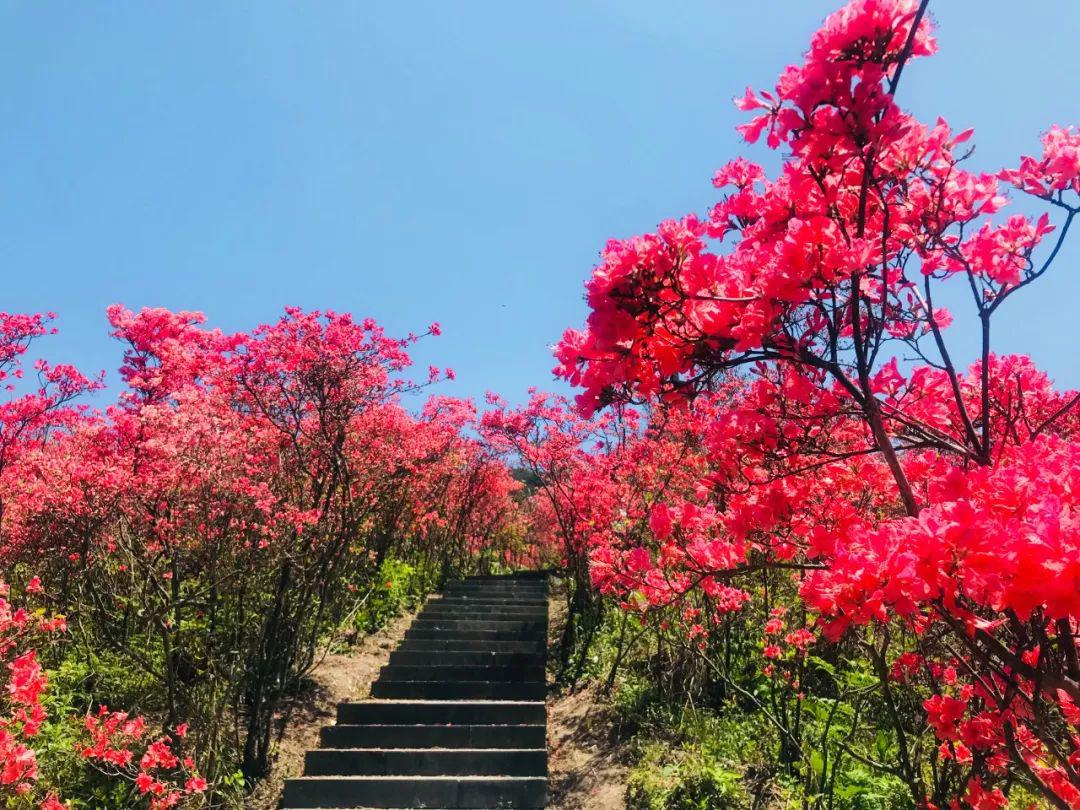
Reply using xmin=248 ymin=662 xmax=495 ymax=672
xmin=1 ymin=2 xmax=1077 ymax=408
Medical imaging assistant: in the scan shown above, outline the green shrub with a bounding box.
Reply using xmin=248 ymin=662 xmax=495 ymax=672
xmin=616 ymin=683 xmax=765 ymax=810
xmin=666 ymin=759 xmax=748 ymax=810
xmin=352 ymin=556 xmax=434 ymax=633
xmin=830 ymin=765 xmax=913 ymax=810
xmin=627 ymin=744 xmax=749 ymax=810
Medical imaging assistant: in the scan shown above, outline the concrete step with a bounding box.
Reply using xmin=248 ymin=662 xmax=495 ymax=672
xmin=427 ymin=600 xmax=552 ymax=613
xmin=420 ymin=606 xmax=548 ymax=618
xmin=388 ymin=650 xmax=544 ymax=668
xmin=281 ymin=775 xmax=547 ymax=808
xmin=405 ymin=630 xmax=545 ymax=643
xmin=410 ymin=619 xmax=546 ymax=633
xmin=397 ymin=639 xmax=545 ymax=654
xmin=439 ymin=593 xmax=547 ymax=602
xmin=442 ymin=587 xmax=547 ymax=597
xmin=321 ymin=724 xmax=546 ymax=749
xmin=425 ymin=603 xmax=547 ymax=612
xmin=428 ymin=595 xmax=548 ymax=605
xmin=432 ymin=591 xmax=548 ymax=596
xmin=443 ymin=583 xmax=547 ymax=592
xmin=440 ymin=592 xmax=547 ymax=600
xmin=423 ymin=601 xmax=548 ymax=611
xmin=446 ymin=577 xmax=548 ymax=585
xmin=416 ymin=613 xmax=547 ymax=626
xmin=437 ymin=596 xmax=546 ymax=605
xmin=377 ymin=664 xmax=544 ymax=683
xmin=370 ymin=680 xmax=545 ymax=701
xmin=304 ymin=748 xmax=547 ymax=777
xmin=336 ymin=700 xmax=545 ymax=726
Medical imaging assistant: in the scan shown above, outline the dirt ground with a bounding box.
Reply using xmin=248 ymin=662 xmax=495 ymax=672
xmin=547 ymin=684 xmax=630 ymax=810
xmin=545 ymin=584 xmax=630 ymax=810
xmin=247 ymin=609 xmax=418 ymax=810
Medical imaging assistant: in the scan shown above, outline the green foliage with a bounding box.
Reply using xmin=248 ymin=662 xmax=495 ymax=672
xmin=612 ymin=671 xmax=778 ymax=809
xmin=32 ymin=657 xmax=148 ymax=808
xmin=31 ymin=555 xmax=443 ymax=808
xmin=829 ymin=766 xmax=912 ymax=810
xmin=352 ymin=556 xmax=436 ymax=633
xmin=626 ymin=744 xmax=750 ymax=810
xmin=33 ymin=660 xmax=98 ymax=804
xmin=555 ymin=579 xmax=938 ymax=810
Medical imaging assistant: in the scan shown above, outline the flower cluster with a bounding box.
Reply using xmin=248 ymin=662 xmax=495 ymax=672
xmin=82 ymin=710 xmax=205 ymax=809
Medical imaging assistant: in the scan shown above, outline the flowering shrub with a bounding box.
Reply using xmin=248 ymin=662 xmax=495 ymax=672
xmin=81 ymin=710 xmax=205 ymax=809
xmin=0 ymin=578 xmax=63 ymax=807
xmin=0 ymin=306 xmax=524 ymax=805
xmin=549 ymin=0 xmax=1079 ymax=806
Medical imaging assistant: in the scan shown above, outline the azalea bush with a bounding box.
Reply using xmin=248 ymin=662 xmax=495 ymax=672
xmin=0 ymin=306 xmax=525 ymax=807
xmin=536 ymin=0 xmax=1079 ymax=806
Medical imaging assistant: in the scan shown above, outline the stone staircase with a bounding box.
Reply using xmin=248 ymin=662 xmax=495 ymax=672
xmin=281 ymin=572 xmax=549 ymax=809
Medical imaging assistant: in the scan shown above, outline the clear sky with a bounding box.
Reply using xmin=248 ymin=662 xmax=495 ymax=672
xmin=1 ymin=2 xmax=1077 ymax=408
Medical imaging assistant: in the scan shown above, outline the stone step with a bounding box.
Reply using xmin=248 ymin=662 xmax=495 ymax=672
xmin=432 ymin=593 xmax=548 ymax=600
xmin=420 ymin=605 xmax=548 ymax=618
xmin=425 ymin=603 xmax=547 ymax=613
xmin=304 ymin=748 xmax=547 ymax=777
xmin=423 ymin=601 xmax=548 ymax=611
xmin=414 ymin=627 xmax=546 ymax=638
xmin=410 ymin=619 xmax=546 ymax=633
xmin=442 ymin=587 xmax=547 ymax=596
xmin=440 ymin=585 xmax=546 ymax=592
xmin=397 ymin=639 xmax=545 ymax=654
xmin=405 ymin=629 xmax=545 ymax=643
xmin=439 ymin=593 xmax=547 ymax=602
xmin=280 ymin=775 xmax=547 ymax=808
xmin=440 ymin=593 xmax=547 ymax=600
xmin=388 ymin=650 xmax=544 ymax=668
xmin=437 ymin=596 xmax=546 ymax=606
xmin=446 ymin=577 xmax=548 ymax=585
xmin=427 ymin=604 xmax=548 ymax=609
xmin=336 ymin=700 xmax=545 ymax=726
xmin=377 ymin=664 xmax=544 ymax=683
xmin=416 ymin=614 xmax=547 ymax=626
xmin=449 ymin=585 xmax=547 ymax=591
xmin=440 ymin=579 xmax=547 ymax=588
xmin=429 ymin=594 xmax=548 ymax=604
xmin=370 ymin=680 xmax=545 ymax=701
xmin=320 ymin=724 xmax=546 ymax=749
